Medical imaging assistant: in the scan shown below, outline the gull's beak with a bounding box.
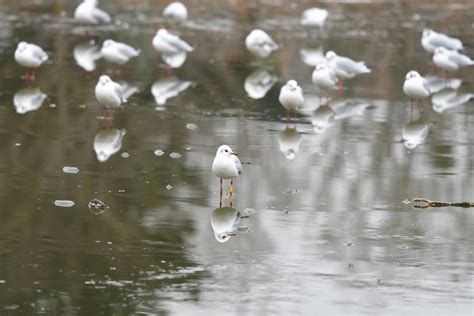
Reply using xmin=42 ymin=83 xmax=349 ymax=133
xmin=231 ymin=152 xmax=238 ymax=156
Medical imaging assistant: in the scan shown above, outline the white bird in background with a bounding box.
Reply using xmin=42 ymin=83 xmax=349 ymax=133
xmin=14 ymin=41 xmax=48 ymax=80
xmin=325 ymin=50 xmax=371 ymax=95
xmin=402 ymin=120 xmax=430 ymax=150
xmin=211 ymin=207 xmax=241 ymax=243
xmin=421 ymin=29 xmax=463 ymax=53
xmin=279 ymin=80 xmax=304 ymax=121
xmin=312 ymin=63 xmax=338 ymax=92
xmin=212 ymin=145 xmax=242 ymax=206
xmin=245 ymin=29 xmax=279 ymax=58
xmin=74 ymin=0 xmax=111 ymax=24
xmin=93 ymin=128 xmax=127 ymax=162
xmin=300 ymin=47 xmax=325 ymax=67
xmin=425 ymin=75 xmax=462 ymax=94
xmin=403 ymin=70 xmax=430 ymax=100
xmin=244 ymin=69 xmax=278 ymax=99
xmin=278 ymin=127 xmax=302 ymax=160
xmin=101 ymin=40 xmax=140 ymax=65
xmin=433 ymin=47 xmax=473 ymax=73
xmin=151 ymin=76 xmax=192 ymax=107
xmin=163 ymin=2 xmax=188 ymax=22
xmin=73 ymin=41 xmax=102 ymax=72
xmin=13 ymin=87 xmax=47 ymax=114
xmin=152 ymin=28 xmax=193 ymax=55
xmin=432 ymin=89 xmax=473 ymax=113
xmin=95 ymin=75 xmax=126 ymax=108
xmin=301 ymin=8 xmax=329 ymax=28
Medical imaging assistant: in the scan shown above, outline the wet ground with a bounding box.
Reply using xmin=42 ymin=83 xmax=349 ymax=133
xmin=0 ymin=1 xmax=473 ymax=315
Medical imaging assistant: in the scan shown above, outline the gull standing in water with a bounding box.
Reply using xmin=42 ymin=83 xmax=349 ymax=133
xmin=245 ymin=29 xmax=279 ymax=58
xmin=95 ymin=75 xmax=126 ymax=119
xmin=212 ymin=145 xmax=242 ymax=207
xmin=101 ymin=39 xmax=141 ymax=67
xmin=312 ymin=63 xmax=338 ymax=95
xmin=421 ymin=29 xmax=463 ymax=53
xmin=301 ymin=8 xmax=329 ymax=29
xmin=14 ymin=41 xmax=48 ymax=81
xmin=432 ymin=47 xmax=473 ymax=73
xmin=325 ymin=51 xmax=371 ymax=95
xmin=73 ymin=41 xmax=102 ymax=72
xmin=74 ymin=0 xmax=111 ymax=24
xmin=279 ymin=80 xmax=304 ymax=121
xmin=163 ymin=2 xmax=188 ymax=22
xmin=152 ymin=29 xmax=193 ymax=68
xmin=403 ymin=71 xmax=430 ymax=103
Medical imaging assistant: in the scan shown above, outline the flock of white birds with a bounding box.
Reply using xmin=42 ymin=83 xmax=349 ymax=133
xmin=11 ymin=1 xmax=474 ymax=212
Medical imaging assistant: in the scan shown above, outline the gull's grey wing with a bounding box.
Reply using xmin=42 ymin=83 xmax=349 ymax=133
xmin=117 ymin=43 xmax=140 ymax=58
xmin=30 ymin=44 xmax=48 ymax=61
xmin=334 ymin=57 xmax=360 ymax=74
xmin=429 ymin=35 xmax=459 ymax=50
xmin=163 ymin=32 xmax=193 ymax=52
xmin=233 ymin=155 xmax=243 ymax=175
xmin=448 ymin=52 xmax=472 ymax=67
xmin=112 ymin=83 xmax=125 ymax=102
xmin=91 ymin=8 xmax=111 ymax=24
xmin=328 ymin=68 xmax=338 ymax=84
xmin=422 ymin=78 xmax=430 ymax=94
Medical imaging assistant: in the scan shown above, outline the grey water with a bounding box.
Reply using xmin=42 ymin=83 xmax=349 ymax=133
xmin=0 ymin=1 xmax=473 ymax=315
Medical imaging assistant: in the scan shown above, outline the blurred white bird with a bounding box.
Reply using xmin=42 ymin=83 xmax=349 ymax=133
xmin=13 ymin=87 xmax=47 ymax=114
xmin=421 ymin=29 xmax=463 ymax=53
xmin=325 ymin=51 xmax=370 ymax=94
xmin=433 ymin=47 xmax=473 ymax=72
xmin=245 ymin=29 xmax=279 ymax=58
xmin=403 ymin=71 xmax=430 ymax=100
xmin=212 ymin=145 xmax=242 ymax=205
xmin=95 ymin=75 xmax=126 ymax=108
xmin=312 ymin=63 xmax=338 ymax=92
xmin=14 ymin=41 xmax=48 ymax=80
xmin=425 ymin=75 xmax=462 ymax=94
xmin=279 ymin=80 xmax=304 ymax=120
xmin=244 ymin=69 xmax=278 ymax=99
xmin=93 ymin=128 xmax=127 ymax=162
xmin=73 ymin=41 xmax=102 ymax=72
xmin=152 ymin=29 xmax=193 ymax=55
xmin=101 ymin=39 xmax=140 ymax=65
xmin=74 ymin=0 xmax=111 ymax=24
xmin=432 ymin=89 xmax=473 ymax=113
xmin=211 ymin=207 xmax=241 ymax=243
xmin=301 ymin=8 xmax=328 ymax=28
xmin=402 ymin=120 xmax=429 ymax=150
xmin=278 ymin=127 xmax=302 ymax=160
xmin=300 ymin=47 xmax=325 ymax=67
xmin=151 ymin=76 xmax=192 ymax=106
xmin=163 ymin=2 xmax=188 ymax=22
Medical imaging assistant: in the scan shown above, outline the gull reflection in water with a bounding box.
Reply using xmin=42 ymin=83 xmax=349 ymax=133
xmin=93 ymin=128 xmax=127 ymax=162
xmin=432 ymin=89 xmax=473 ymax=113
xmin=244 ymin=69 xmax=278 ymax=99
xmin=425 ymin=75 xmax=462 ymax=94
xmin=13 ymin=87 xmax=47 ymax=114
xmin=162 ymin=52 xmax=188 ymax=68
xmin=73 ymin=41 xmax=102 ymax=72
xmin=311 ymin=99 xmax=371 ymax=134
xmin=151 ymin=76 xmax=192 ymax=107
xmin=211 ymin=207 xmax=241 ymax=243
xmin=278 ymin=127 xmax=302 ymax=160
xmin=402 ymin=116 xmax=430 ymax=150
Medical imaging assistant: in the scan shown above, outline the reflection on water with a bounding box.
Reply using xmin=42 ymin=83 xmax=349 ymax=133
xmin=0 ymin=1 xmax=473 ymax=315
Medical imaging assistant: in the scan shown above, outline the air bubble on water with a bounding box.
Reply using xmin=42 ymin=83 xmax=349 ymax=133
xmin=63 ymin=166 xmax=79 ymax=174
xmin=186 ymin=123 xmax=197 ymax=130
xmin=54 ymin=200 xmax=75 ymax=207
xmin=169 ymin=152 xmax=181 ymax=159
xmin=154 ymin=149 xmax=165 ymax=156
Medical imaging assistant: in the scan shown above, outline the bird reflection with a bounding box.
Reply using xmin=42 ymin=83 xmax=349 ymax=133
xmin=311 ymin=99 xmax=370 ymax=134
xmin=311 ymin=105 xmax=335 ymax=134
xmin=402 ymin=115 xmax=430 ymax=150
xmin=425 ymin=75 xmax=462 ymax=94
xmin=278 ymin=127 xmax=302 ymax=160
xmin=93 ymin=127 xmax=127 ymax=162
xmin=151 ymin=76 xmax=192 ymax=106
xmin=244 ymin=69 xmax=277 ymax=99
xmin=211 ymin=207 xmax=241 ymax=243
xmin=299 ymin=47 xmax=325 ymax=67
xmin=432 ymin=89 xmax=473 ymax=113
xmin=119 ymin=81 xmax=139 ymax=100
xmin=73 ymin=41 xmax=102 ymax=72
xmin=13 ymin=87 xmax=47 ymax=114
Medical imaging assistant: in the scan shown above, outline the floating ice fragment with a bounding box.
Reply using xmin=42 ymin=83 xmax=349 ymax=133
xmin=154 ymin=149 xmax=165 ymax=156
xmin=54 ymin=200 xmax=75 ymax=207
xmin=166 ymin=184 xmax=173 ymax=190
xmin=402 ymin=199 xmax=411 ymax=205
xmin=169 ymin=152 xmax=181 ymax=159
xmin=186 ymin=123 xmax=197 ymax=130
xmin=62 ymin=166 xmax=80 ymax=174
xmin=121 ymin=152 xmax=130 ymax=158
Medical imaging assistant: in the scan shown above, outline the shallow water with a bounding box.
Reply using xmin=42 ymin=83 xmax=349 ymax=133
xmin=0 ymin=1 xmax=473 ymax=315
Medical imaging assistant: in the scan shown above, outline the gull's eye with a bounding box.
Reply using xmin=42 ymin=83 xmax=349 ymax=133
xmin=225 ymin=149 xmax=228 ymax=152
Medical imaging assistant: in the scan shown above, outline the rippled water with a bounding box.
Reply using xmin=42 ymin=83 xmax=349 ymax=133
xmin=0 ymin=1 xmax=473 ymax=315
